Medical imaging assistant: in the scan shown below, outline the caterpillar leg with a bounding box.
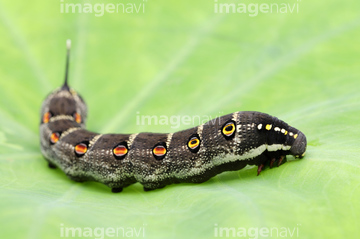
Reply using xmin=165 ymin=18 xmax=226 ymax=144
xmin=257 ymin=155 xmax=287 ymax=175
xmin=269 ymin=158 xmax=276 ymax=168
xmin=277 ymin=155 xmax=285 ymax=166
xmin=48 ymin=162 xmax=57 ymax=169
xmin=111 ymin=188 xmax=123 ymax=193
xmin=257 ymin=164 xmax=265 ymax=176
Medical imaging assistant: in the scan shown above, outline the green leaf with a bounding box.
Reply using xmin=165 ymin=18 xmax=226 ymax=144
xmin=1 ymin=0 xmax=359 ymax=238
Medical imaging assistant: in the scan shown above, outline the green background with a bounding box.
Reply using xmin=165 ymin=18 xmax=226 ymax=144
xmin=0 ymin=0 xmax=359 ymax=238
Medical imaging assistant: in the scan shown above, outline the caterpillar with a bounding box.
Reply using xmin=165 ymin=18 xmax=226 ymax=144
xmin=40 ymin=40 xmax=307 ymax=193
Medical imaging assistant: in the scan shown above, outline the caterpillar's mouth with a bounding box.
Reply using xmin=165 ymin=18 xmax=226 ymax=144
xmin=289 ymin=131 xmax=307 ymax=158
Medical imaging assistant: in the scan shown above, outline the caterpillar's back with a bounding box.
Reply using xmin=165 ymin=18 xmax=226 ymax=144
xmin=39 ymin=40 xmax=307 ymax=193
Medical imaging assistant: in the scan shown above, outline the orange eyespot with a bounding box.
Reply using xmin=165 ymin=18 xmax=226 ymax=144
xmin=73 ymin=112 xmax=82 ymax=124
xmin=43 ymin=112 xmax=52 ymax=123
xmin=153 ymin=145 xmax=166 ymax=156
xmin=113 ymin=144 xmax=128 ymax=160
xmin=74 ymin=143 xmax=88 ymax=156
xmin=50 ymin=132 xmax=60 ymax=144
xmin=153 ymin=144 xmax=167 ymax=160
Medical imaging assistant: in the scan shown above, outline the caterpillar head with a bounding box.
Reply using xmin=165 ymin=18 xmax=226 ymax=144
xmin=40 ymin=39 xmax=87 ymax=125
xmin=40 ymin=87 xmax=87 ymax=125
xmin=289 ymin=131 xmax=307 ymax=158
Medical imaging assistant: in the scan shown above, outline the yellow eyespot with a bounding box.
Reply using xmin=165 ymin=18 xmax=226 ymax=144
xmin=222 ymin=122 xmax=236 ymax=137
xmin=187 ymin=134 xmax=201 ymax=153
xmin=188 ymin=137 xmax=200 ymax=150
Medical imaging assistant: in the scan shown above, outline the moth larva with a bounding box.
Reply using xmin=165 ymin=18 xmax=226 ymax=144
xmin=40 ymin=40 xmax=307 ymax=192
